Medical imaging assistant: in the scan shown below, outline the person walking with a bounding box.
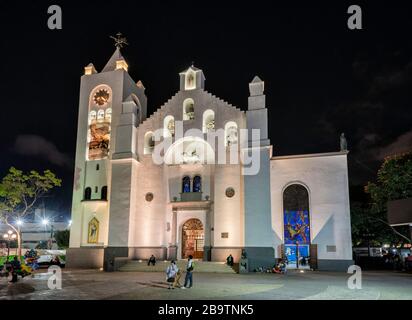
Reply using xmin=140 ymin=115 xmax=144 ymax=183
xmin=165 ymin=260 xmax=178 ymax=289
xmin=182 ymin=255 xmax=194 ymax=289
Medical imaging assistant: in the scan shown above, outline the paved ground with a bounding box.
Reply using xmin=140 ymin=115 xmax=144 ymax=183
xmin=0 ymin=269 xmax=411 ymax=300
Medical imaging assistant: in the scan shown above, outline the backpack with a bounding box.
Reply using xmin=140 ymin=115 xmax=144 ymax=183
xmin=187 ymin=261 xmax=194 ymax=272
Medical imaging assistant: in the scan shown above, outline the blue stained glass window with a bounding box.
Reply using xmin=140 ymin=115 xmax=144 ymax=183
xmin=182 ymin=176 xmax=191 ymax=193
xmin=283 ymin=184 xmax=310 ymax=245
xmin=193 ymin=176 xmax=201 ymax=192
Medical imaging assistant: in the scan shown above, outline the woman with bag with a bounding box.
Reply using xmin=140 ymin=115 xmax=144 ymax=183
xmin=165 ymin=260 xmax=178 ymax=290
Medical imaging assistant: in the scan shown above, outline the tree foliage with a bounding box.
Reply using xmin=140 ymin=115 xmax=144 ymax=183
xmin=0 ymin=167 xmax=61 ymax=221
xmin=366 ymin=152 xmax=412 ymax=214
xmin=0 ymin=167 xmax=61 ymax=257
xmin=353 ymin=151 xmax=412 ymax=246
xmin=54 ymin=229 xmax=70 ymax=248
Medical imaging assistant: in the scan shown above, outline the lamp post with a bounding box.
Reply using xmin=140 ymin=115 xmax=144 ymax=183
xmin=296 ymin=241 xmax=300 ymax=270
xmin=3 ymin=231 xmax=17 ymax=259
xmin=16 ymin=219 xmax=23 ymax=258
xmin=42 ymin=218 xmax=53 ymax=249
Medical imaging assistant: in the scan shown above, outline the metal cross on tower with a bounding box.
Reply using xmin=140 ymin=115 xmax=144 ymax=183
xmin=110 ymin=32 xmax=129 ymax=49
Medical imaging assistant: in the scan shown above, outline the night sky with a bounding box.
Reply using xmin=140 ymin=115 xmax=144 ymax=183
xmin=1 ymin=1 xmax=411 ymax=219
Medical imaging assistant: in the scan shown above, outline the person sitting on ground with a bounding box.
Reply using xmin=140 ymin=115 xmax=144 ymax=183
xmin=166 ymin=260 xmax=178 ymax=289
xmin=279 ymin=260 xmax=287 ymax=274
xmin=273 ymin=259 xmax=286 ymax=274
xmin=226 ymin=254 xmax=234 ymax=267
xmin=147 ymin=254 xmax=156 ymax=266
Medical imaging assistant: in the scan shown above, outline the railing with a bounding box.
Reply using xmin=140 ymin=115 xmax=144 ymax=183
xmin=178 ymin=192 xmax=203 ymax=202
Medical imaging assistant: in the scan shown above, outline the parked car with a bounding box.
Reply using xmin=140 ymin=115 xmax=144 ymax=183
xmin=37 ymin=254 xmax=65 ymax=268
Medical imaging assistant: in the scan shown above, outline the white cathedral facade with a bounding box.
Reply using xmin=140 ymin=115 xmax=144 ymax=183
xmin=67 ymin=47 xmax=353 ymax=271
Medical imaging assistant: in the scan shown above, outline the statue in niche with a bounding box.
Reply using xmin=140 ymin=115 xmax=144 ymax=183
xmin=167 ymin=119 xmax=175 ymax=136
xmin=206 ymin=119 xmax=215 ymax=131
xmin=187 ymin=73 xmax=195 ymax=88
xmin=226 ymin=126 xmax=238 ymax=146
xmin=88 ymin=217 xmax=99 ymax=244
xmin=182 ymin=149 xmax=200 ymax=164
xmin=340 ymin=133 xmax=348 ymax=151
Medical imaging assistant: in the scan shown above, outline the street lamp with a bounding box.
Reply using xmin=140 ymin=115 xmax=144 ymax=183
xmin=296 ymin=241 xmax=300 ymax=270
xmin=42 ymin=218 xmax=54 ymax=249
xmin=15 ymin=219 xmax=23 ymax=258
xmin=3 ymin=231 xmax=17 ymax=258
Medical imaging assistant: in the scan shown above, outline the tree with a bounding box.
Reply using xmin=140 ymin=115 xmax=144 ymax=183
xmin=54 ymin=229 xmax=70 ymax=249
xmin=0 ymin=167 xmax=61 ymax=258
xmin=364 ymin=151 xmax=412 ymax=244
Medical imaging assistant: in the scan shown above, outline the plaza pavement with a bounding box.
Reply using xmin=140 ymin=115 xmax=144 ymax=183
xmin=0 ymin=269 xmax=411 ymax=300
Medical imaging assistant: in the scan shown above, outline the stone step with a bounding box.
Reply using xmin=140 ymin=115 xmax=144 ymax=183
xmin=118 ymin=260 xmax=236 ymax=273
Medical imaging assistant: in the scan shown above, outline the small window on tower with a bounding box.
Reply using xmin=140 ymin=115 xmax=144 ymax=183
xmin=105 ymin=108 xmax=112 ymax=121
xmin=84 ymin=187 xmax=92 ymax=200
xmin=97 ymin=109 xmax=105 ymax=122
xmin=95 ymin=186 xmax=98 ymax=193
xmin=144 ymin=132 xmax=155 ymax=154
xmin=183 ymin=99 xmax=195 ymax=120
xmin=101 ymin=186 xmax=108 ymax=200
xmin=89 ymin=111 xmax=97 ymax=124
xmin=96 ymin=164 xmax=100 ymax=171
xmin=185 ymin=71 xmax=196 ymax=90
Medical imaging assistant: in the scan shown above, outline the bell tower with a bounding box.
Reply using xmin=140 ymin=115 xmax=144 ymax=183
xmin=242 ymin=75 xmax=274 ymax=271
xmin=67 ymin=37 xmax=147 ymax=269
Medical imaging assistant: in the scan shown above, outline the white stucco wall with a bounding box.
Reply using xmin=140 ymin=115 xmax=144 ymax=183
xmin=213 ymin=163 xmax=244 ymax=247
xmin=270 ymin=152 xmax=352 ymax=260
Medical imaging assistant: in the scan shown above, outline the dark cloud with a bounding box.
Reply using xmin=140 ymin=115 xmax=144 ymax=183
xmin=371 ymin=130 xmax=412 ymax=160
xmin=12 ymin=135 xmax=72 ymax=168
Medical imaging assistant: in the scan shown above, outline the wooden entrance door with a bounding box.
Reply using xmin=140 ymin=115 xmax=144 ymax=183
xmin=182 ymin=219 xmax=204 ymax=259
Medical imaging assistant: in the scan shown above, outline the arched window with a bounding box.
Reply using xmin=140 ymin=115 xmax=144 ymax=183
xmin=283 ymin=184 xmax=310 ymax=245
xmin=193 ymin=176 xmax=201 ymax=192
xmin=101 ymin=186 xmax=108 ymax=200
xmin=183 ymin=98 xmax=195 ymax=120
xmin=105 ymin=108 xmax=112 ymax=121
xmin=84 ymin=187 xmax=92 ymax=200
xmin=182 ymin=176 xmax=191 ymax=193
xmin=163 ymin=115 xmax=175 ymax=138
xmin=144 ymin=132 xmax=155 ymax=154
xmin=97 ymin=109 xmax=105 ymax=122
xmin=224 ymin=121 xmax=238 ymax=146
xmin=202 ymin=110 xmax=215 ymax=133
xmin=89 ymin=111 xmax=97 ymax=124
xmin=185 ymin=71 xmax=196 ymax=90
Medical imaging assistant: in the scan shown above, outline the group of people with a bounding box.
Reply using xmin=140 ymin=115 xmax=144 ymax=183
xmin=382 ymin=251 xmax=412 ymax=271
xmin=165 ymin=255 xmax=195 ymax=289
xmin=0 ymin=256 xmax=26 ymax=283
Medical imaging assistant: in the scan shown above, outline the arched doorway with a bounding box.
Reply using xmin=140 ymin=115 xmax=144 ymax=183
xmin=182 ymin=219 xmax=204 ymax=259
xmin=283 ymin=184 xmax=311 ymax=269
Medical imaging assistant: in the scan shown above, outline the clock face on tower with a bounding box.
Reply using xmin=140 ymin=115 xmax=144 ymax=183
xmin=93 ymin=89 xmax=110 ymax=106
